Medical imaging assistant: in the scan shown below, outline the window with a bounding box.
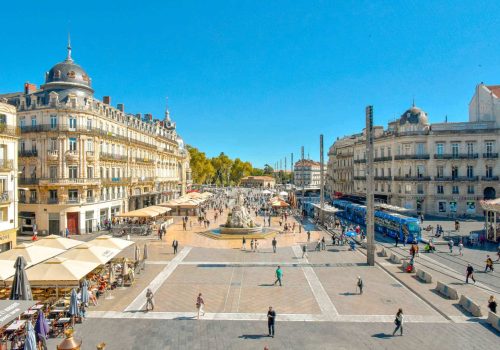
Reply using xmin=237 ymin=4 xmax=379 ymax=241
xmin=467 ymin=185 xmax=475 ymax=194
xmin=31 ymin=116 xmax=37 ymax=127
xmin=404 ymin=144 xmax=411 ymax=155
xmin=485 ymin=141 xmax=494 ymax=156
xmin=0 ymin=207 xmax=8 ymax=222
xmin=49 ymin=166 xmax=57 ymax=179
xmin=451 ymin=166 xmax=458 ymax=179
xmin=69 ymin=116 xmax=77 ymax=130
xmin=466 ymin=142 xmax=474 ymax=155
xmin=417 ymin=184 xmax=424 ymax=194
xmin=467 ymin=165 xmax=474 ymax=178
xmin=416 ymin=143 xmax=425 ymax=155
xmin=438 ymin=202 xmax=446 ymax=212
xmin=451 ymin=143 xmax=459 ymax=157
xmin=436 ymin=143 xmax=444 ymax=155
xmin=87 ymin=190 xmax=93 ymax=199
xmin=86 ymin=140 xmax=93 ymax=152
xmin=49 ymin=189 xmax=58 ymax=199
xmin=387 ymin=147 xmax=392 ymax=157
xmin=388 ymin=168 xmax=392 ymax=176
xmin=405 ymin=184 xmax=411 ymax=194
xmin=452 ymin=185 xmax=459 ymax=194
xmin=87 ymin=167 xmax=93 ymax=179
xmin=50 ymin=115 xmax=57 ymax=129
xmin=380 ymin=147 xmax=385 ymax=157
xmin=69 ymin=166 xmax=78 ymax=179
xmin=486 ymin=166 xmax=493 ymax=178
xmin=49 ymin=138 xmax=57 ymax=151
xmin=417 ymin=165 xmax=425 ymax=177
xmin=31 ymin=140 xmax=37 ymax=152
xmin=437 ymin=166 xmax=444 ymax=178
xmin=68 ymin=189 xmax=78 ymax=203
xmin=69 ymin=138 xmax=77 ymax=151
xmin=381 ymin=183 xmax=385 ymax=192
xmin=87 ymin=119 xmax=92 ymax=130
xmin=437 ymin=185 xmax=444 ymax=194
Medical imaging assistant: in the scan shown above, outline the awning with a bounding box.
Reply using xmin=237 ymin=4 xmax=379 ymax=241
xmin=35 ymin=235 xmax=84 ymax=250
xmin=480 ymin=198 xmax=500 ymax=213
xmin=115 ymin=205 xmax=171 ymax=218
xmin=0 ymin=300 xmax=38 ymax=328
xmin=59 ymin=243 xmax=121 ymax=264
xmin=88 ymin=235 xmax=135 ymax=250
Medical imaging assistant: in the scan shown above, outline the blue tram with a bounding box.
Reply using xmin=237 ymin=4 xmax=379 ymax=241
xmin=333 ymin=200 xmax=421 ymax=242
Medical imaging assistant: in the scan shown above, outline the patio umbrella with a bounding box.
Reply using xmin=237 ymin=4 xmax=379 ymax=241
xmin=9 ymin=256 xmax=32 ymax=300
xmin=345 ymin=231 xmax=357 ymax=238
xmin=108 ymin=264 xmax=115 ymax=284
xmin=68 ymin=288 xmax=78 ymax=317
xmin=143 ymin=244 xmax=149 ymax=260
xmin=81 ymin=279 xmax=89 ymax=305
xmin=122 ymin=259 xmax=129 ymax=276
xmin=134 ymin=245 xmax=141 ymax=261
xmin=24 ymin=321 xmax=37 ymax=350
xmin=35 ymin=311 xmax=49 ymax=339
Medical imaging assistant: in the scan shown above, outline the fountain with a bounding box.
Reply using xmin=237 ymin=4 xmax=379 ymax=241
xmin=219 ymin=191 xmax=263 ymax=234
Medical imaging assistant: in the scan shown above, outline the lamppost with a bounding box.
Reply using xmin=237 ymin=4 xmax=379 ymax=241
xmin=320 ymin=134 xmax=325 ymax=225
xmin=365 ymin=106 xmax=375 ymax=266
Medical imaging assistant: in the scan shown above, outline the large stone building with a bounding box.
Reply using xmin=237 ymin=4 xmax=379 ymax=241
xmin=2 ymin=43 xmax=191 ymax=235
xmin=240 ymin=176 xmax=275 ymax=188
xmin=294 ymin=159 xmax=322 ymax=188
xmin=327 ymin=83 xmax=499 ymax=216
xmin=0 ymin=101 xmax=19 ymax=251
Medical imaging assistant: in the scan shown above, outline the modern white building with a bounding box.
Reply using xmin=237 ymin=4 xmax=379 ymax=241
xmin=0 ymin=101 xmax=19 ymax=251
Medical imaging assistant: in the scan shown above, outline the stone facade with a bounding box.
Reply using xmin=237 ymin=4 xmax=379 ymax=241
xmin=1 ymin=45 xmax=191 ymax=235
xmin=240 ymin=176 xmax=275 ymax=188
xmin=327 ymin=84 xmax=500 ymax=217
xmin=294 ymin=159 xmax=322 ymax=188
xmin=0 ymin=101 xmax=19 ymax=251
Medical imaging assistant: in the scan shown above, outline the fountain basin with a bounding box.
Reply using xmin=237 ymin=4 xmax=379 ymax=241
xmin=219 ymin=225 xmax=263 ymax=235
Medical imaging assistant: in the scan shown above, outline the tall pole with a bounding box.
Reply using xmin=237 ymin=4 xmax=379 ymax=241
xmin=320 ymin=134 xmax=325 ymax=225
xmin=365 ymin=105 xmax=375 ymax=266
xmin=284 ymin=156 xmax=287 ymax=184
xmin=301 ymin=146 xmax=305 ymax=200
xmin=291 ymin=153 xmax=294 ymax=184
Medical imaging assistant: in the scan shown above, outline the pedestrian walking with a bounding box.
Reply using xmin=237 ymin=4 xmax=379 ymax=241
xmin=274 ymin=266 xmax=283 ymax=286
xmin=307 ymin=231 xmax=311 ymax=242
xmin=196 ymin=293 xmax=205 ymax=319
xmin=485 ymin=255 xmax=494 ymax=272
xmin=267 ymin=306 xmax=276 ymax=337
xmin=302 ymin=244 xmax=308 ymax=258
xmin=466 ymin=264 xmax=476 ymax=284
xmin=250 ymin=239 xmax=254 ymax=251
xmin=272 ymin=237 xmax=277 ymax=253
xmin=392 ymin=308 xmax=404 ymax=336
xmin=315 ymin=239 xmax=321 ymax=252
xmin=488 ymin=295 xmax=497 ymax=314
xmin=299 ymin=225 xmax=302 ymax=233
xmin=357 ymin=276 xmax=363 ymax=295
xmin=145 ymin=288 xmax=154 ymax=311
xmin=448 ymin=239 xmax=454 ymax=254
xmin=242 ymin=236 xmax=246 ymax=251
xmin=321 ymin=237 xmax=326 ymax=250
xmin=255 ymin=240 xmax=259 ymax=252
xmin=395 ymin=234 xmax=399 ymax=247
xmin=172 ymin=239 xmax=178 ymax=255
xmin=458 ymin=240 xmax=463 ymax=256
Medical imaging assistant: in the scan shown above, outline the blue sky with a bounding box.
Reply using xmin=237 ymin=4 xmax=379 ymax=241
xmin=1 ymin=1 xmax=499 ymax=167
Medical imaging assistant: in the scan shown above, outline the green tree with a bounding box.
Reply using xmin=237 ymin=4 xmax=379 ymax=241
xmin=230 ymin=158 xmax=253 ymax=184
xmin=211 ymin=152 xmax=233 ymax=186
xmin=187 ymin=145 xmax=215 ymax=184
xmin=263 ymin=164 xmax=274 ymax=175
xmin=251 ymin=168 xmax=265 ymax=176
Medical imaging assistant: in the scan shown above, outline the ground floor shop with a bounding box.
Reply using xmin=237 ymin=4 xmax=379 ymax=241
xmin=0 ymin=227 xmax=16 ymax=252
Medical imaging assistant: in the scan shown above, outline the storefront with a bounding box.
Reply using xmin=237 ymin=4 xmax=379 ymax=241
xmin=0 ymin=228 xmax=16 ymax=252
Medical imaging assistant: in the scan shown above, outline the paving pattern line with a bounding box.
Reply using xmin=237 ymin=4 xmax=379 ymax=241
xmin=291 ymin=245 xmax=339 ymax=318
xmin=124 ymin=246 xmax=192 ymax=312
xmin=86 ymin=310 xmax=447 ymax=323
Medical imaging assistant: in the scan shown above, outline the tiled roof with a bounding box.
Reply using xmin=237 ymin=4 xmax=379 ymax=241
xmin=486 ymin=85 xmax=500 ymax=98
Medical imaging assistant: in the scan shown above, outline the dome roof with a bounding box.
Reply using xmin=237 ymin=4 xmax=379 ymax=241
xmin=399 ymin=104 xmax=429 ymax=125
xmin=41 ymin=43 xmax=94 ymax=96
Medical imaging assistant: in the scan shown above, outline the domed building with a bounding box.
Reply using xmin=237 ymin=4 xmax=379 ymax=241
xmin=0 ymin=42 xmax=191 ymax=237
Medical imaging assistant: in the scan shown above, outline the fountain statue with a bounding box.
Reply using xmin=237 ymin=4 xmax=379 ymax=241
xmin=219 ymin=191 xmax=262 ymax=234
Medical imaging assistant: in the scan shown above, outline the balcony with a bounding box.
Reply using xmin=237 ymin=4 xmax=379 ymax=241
xmin=434 ymin=153 xmax=479 ymax=160
xmin=65 ymin=150 xmax=79 ymax=162
xmin=482 ymin=176 xmax=499 ymax=181
xmin=374 ymin=156 xmax=392 ymax=162
xmin=394 ymin=175 xmax=431 ymax=181
xmin=394 ymin=154 xmax=430 ymax=160
xmin=19 ymin=177 xmax=39 ymax=185
xmin=39 ymin=178 xmax=101 ymax=185
xmin=100 ymin=152 xmax=128 ymax=162
xmin=451 ymin=176 xmax=479 ymax=182
xmin=0 ymin=191 xmax=13 ymax=204
xmin=0 ymin=124 xmax=20 ymax=137
xmin=47 ymin=150 xmax=59 ymax=161
xmin=19 ymin=150 xmax=38 ymax=157
xmin=86 ymin=197 xmax=95 ymax=203
xmin=0 ymin=159 xmax=14 ymax=171
xmin=354 ymin=176 xmax=366 ymax=181
xmin=135 ymin=157 xmax=155 ymax=165
xmin=354 ymin=159 xmax=366 ymax=164
xmin=86 ymin=151 xmax=96 ymax=161
xmin=434 ymin=176 xmax=453 ymax=181
xmin=47 ymin=198 xmax=59 ymax=204
xmin=102 ymin=177 xmax=130 ymax=185
xmin=374 ymin=176 xmax=393 ymax=181
xmin=483 ymin=153 xmax=498 ymax=159
xmin=66 ymin=198 xmax=80 ymax=204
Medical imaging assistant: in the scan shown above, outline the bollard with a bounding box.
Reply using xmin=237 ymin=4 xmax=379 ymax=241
xmin=459 ymin=295 xmax=482 ymax=317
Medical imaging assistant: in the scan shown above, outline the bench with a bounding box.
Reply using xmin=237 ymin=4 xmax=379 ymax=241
xmin=458 ymin=295 xmax=482 ymax=317
xmin=435 ymin=281 xmax=459 ymax=300
xmin=487 ymin=311 xmax=500 ymax=331
xmin=416 ymin=269 xmax=433 ymax=283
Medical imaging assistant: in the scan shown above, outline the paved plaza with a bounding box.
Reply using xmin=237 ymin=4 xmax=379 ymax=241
xmin=43 ymin=209 xmax=500 ymax=349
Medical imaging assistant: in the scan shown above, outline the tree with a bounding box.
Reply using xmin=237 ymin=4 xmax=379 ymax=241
xmin=251 ymin=168 xmax=265 ymax=176
xmin=230 ymin=158 xmax=253 ymax=184
xmin=263 ymin=164 xmax=274 ymax=175
xmin=187 ymin=145 xmax=215 ymax=184
xmin=211 ymin=152 xmax=233 ymax=186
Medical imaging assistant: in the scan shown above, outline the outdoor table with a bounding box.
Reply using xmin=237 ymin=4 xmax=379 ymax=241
xmin=5 ymin=320 xmax=26 ymax=332
xmin=30 ymin=304 xmax=44 ymax=310
xmin=56 ymin=317 xmax=70 ymax=325
xmin=50 ymin=307 xmax=67 ymax=314
xmin=22 ymin=309 xmax=37 ymax=316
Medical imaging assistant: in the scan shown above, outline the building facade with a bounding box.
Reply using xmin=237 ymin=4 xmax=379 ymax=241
xmin=294 ymin=160 xmax=322 ymax=188
xmin=0 ymin=101 xmax=19 ymax=251
xmin=2 ymin=44 xmax=191 ymax=235
xmin=328 ymin=84 xmax=499 ymax=216
xmin=240 ymin=176 xmax=275 ymax=188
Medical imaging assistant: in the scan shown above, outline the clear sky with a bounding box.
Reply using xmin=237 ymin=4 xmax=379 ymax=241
xmin=1 ymin=1 xmax=499 ymax=167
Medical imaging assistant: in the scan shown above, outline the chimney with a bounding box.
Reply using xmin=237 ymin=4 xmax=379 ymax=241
xmin=24 ymin=82 xmax=37 ymax=94
xmin=145 ymin=113 xmax=153 ymax=122
xmin=103 ymin=96 xmax=111 ymax=105
xmin=117 ymin=103 xmax=124 ymax=112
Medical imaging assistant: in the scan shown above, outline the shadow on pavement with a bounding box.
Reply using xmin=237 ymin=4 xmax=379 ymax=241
xmin=339 ymin=292 xmax=358 ymax=296
xmin=371 ymin=333 xmax=393 ymax=339
xmin=238 ymin=334 xmax=269 ymax=339
xmin=173 ymin=316 xmax=196 ymax=320
xmin=258 ymin=283 xmax=276 ymax=287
